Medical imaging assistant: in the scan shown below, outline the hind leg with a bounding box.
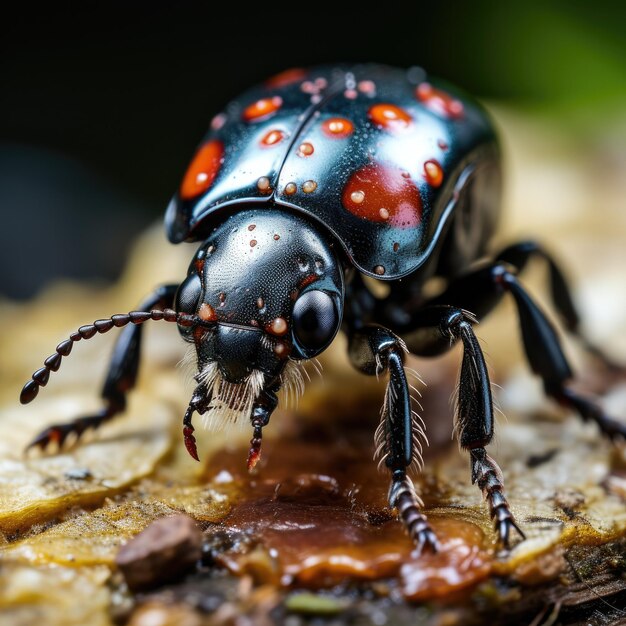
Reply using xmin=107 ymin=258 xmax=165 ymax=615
xmin=423 ymin=262 xmax=626 ymax=441
xmin=497 ymin=241 xmax=622 ymax=371
xmin=26 ymin=284 xmax=178 ymax=452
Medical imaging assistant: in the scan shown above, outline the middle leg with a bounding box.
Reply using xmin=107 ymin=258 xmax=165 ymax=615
xmin=403 ymin=306 xmax=525 ymax=547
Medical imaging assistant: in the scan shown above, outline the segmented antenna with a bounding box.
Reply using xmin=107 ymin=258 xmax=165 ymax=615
xmin=20 ymin=308 xmax=200 ymax=404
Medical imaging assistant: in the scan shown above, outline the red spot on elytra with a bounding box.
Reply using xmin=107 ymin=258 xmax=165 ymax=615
xmin=358 ymin=80 xmax=376 ymax=94
xmin=242 ymin=96 xmax=283 ymax=122
xmin=342 ymin=163 xmax=422 ymax=228
xmin=297 ymin=142 xmax=314 ymax=157
xmin=266 ymin=67 xmax=307 ymax=88
xmin=301 ymin=81 xmax=317 ymax=94
xmin=416 ymin=83 xmax=464 ymax=119
xmin=210 ymin=113 xmax=227 ymax=131
xmin=260 ymin=129 xmax=285 ymax=147
xmin=368 ymin=103 xmax=412 ymax=131
xmin=321 ymin=117 xmax=354 ymax=138
xmin=180 ymin=140 xmax=224 ymax=200
xmin=423 ymin=160 xmax=444 ymax=188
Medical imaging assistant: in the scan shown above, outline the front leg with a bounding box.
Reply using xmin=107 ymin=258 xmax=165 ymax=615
xmin=247 ymin=385 xmax=278 ymax=471
xmin=348 ymin=325 xmax=438 ymax=553
xmin=181 ymin=385 xmax=212 ymax=462
xmin=25 ymin=284 xmax=179 ymax=452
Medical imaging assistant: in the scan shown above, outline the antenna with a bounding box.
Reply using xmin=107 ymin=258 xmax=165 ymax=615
xmin=20 ymin=308 xmax=203 ymax=404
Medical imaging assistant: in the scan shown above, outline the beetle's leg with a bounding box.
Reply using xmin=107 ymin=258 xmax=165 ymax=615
xmin=247 ymin=386 xmax=279 ymax=471
xmin=497 ymin=241 xmax=622 ymax=371
xmin=25 ymin=284 xmax=179 ymax=453
xmin=348 ymin=325 xmax=438 ymax=554
xmin=182 ymin=385 xmax=213 ymax=462
xmin=493 ymin=265 xmax=626 ymax=441
xmin=403 ymin=306 xmax=525 ymax=548
xmin=423 ymin=263 xmax=626 ymax=441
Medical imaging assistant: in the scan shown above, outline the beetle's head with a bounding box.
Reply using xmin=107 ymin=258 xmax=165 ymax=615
xmin=175 ymin=208 xmax=344 ymax=424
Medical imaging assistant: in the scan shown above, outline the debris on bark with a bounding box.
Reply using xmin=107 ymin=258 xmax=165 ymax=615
xmin=116 ymin=514 xmax=203 ymax=591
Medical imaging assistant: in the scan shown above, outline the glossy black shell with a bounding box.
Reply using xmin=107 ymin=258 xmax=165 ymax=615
xmin=166 ymin=64 xmax=501 ymax=280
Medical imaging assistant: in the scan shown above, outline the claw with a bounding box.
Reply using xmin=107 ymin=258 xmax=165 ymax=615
xmin=497 ymin=517 xmax=526 ymax=549
xmin=391 ymin=476 xmax=439 ymax=554
xmin=25 ymin=424 xmax=74 ymax=453
xmin=23 ymin=408 xmax=115 ymax=456
xmin=412 ymin=527 xmax=440 ymax=556
xmin=25 ymin=428 xmax=58 ymax=452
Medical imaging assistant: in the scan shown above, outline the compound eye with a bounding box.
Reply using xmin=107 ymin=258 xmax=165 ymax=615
xmin=175 ymin=274 xmax=202 ymax=339
xmin=292 ymin=291 xmax=337 ymax=353
xmin=176 ymin=273 xmax=202 ymax=314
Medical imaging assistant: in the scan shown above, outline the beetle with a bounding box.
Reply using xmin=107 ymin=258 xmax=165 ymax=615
xmin=20 ymin=64 xmax=625 ymax=553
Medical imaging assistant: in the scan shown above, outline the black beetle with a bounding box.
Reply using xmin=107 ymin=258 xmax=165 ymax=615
xmin=20 ymin=64 xmax=625 ymax=553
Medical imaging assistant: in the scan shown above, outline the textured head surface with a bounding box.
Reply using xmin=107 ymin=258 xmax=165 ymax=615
xmin=176 ymin=208 xmax=344 ymax=383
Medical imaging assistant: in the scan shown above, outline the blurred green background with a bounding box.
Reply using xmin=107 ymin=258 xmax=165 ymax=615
xmin=1 ymin=2 xmax=625 ymax=298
